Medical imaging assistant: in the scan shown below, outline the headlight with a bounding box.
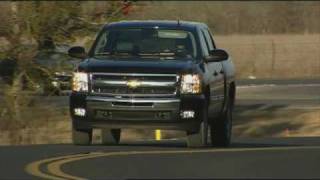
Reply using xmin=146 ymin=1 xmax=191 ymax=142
xmin=180 ymin=74 xmax=201 ymax=94
xmin=72 ymin=72 xmax=89 ymax=92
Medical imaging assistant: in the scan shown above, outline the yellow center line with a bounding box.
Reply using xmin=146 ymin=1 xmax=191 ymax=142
xmin=25 ymin=153 xmax=94 ymax=180
xmin=26 ymin=146 xmax=320 ymax=180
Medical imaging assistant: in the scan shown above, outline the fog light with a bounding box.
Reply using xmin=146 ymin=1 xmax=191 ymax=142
xmin=181 ymin=110 xmax=195 ymax=119
xmin=74 ymin=108 xmax=86 ymax=117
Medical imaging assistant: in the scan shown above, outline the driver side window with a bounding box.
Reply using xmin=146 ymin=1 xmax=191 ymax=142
xmin=199 ymin=29 xmax=209 ymax=56
xmin=202 ymin=29 xmax=215 ymax=51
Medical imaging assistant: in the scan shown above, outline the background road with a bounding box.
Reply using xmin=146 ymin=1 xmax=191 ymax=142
xmin=1 ymin=137 xmax=320 ymax=179
xmin=0 ymin=79 xmax=319 ymax=179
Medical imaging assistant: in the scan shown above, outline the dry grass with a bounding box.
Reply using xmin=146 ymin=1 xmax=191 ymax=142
xmin=233 ymin=109 xmax=320 ymax=138
xmin=0 ymin=95 xmax=70 ymax=145
xmin=215 ymin=34 xmax=320 ymax=79
xmin=287 ymin=111 xmax=320 ymax=137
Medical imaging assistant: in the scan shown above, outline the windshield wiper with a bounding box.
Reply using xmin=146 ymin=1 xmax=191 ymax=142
xmin=138 ymin=52 xmax=175 ymax=56
xmin=95 ymin=51 xmax=140 ymax=59
xmin=94 ymin=51 xmax=187 ymax=60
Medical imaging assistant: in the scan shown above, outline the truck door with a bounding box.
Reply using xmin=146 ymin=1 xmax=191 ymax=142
xmin=199 ymin=28 xmax=225 ymax=117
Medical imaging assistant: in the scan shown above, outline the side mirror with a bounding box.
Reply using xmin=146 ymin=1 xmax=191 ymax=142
xmin=68 ymin=46 xmax=87 ymax=59
xmin=204 ymin=49 xmax=229 ymax=62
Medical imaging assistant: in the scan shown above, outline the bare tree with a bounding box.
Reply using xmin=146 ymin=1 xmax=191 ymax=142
xmin=0 ymin=1 xmax=126 ymax=144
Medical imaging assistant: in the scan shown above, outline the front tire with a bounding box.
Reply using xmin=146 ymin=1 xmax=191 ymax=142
xmin=186 ymin=102 xmax=209 ymax=148
xmin=72 ymin=128 xmax=92 ymax=145
xmin=101 ymin=129 xmax=121 ymax=145
xmin=210 ymin=99 xmax=233 ymax=147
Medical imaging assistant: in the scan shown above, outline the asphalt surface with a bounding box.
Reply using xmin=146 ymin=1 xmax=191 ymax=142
xmin=0 ymin=79 xmax=320 ymax=179
xmin=1 ymin=137 xmax=320 ymax=179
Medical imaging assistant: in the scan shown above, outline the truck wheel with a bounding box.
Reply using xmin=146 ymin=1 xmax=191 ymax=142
xmin=186 ymin=103 xmax=208 ymax=148
xmin=101 ymin=129 xmax=121 ymax=145
xmin=210 ymin=98 xmax=233 ymax=147
xmin=72 ymin=128 xmax=92 ymax=145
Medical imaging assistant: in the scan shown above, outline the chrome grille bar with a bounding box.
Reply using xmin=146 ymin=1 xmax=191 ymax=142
xmin=90 ymin=73 xmax=179 ymax=97
xmin=91 ymin=72 xmax=178 ymax=77
xmin=93 ymin=80 xmax=176 ymax=87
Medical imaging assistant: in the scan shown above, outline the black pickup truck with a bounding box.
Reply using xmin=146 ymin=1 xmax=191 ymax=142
xmin=68 ymin=20 xmax=236 ymax=147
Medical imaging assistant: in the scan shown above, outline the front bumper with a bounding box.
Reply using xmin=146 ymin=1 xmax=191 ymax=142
xmin=70 ymin=93 xmax=206 ymax=131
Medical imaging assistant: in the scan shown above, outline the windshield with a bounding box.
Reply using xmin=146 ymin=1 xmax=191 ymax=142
xmin=93 ymin=28 xmax=197 ymax=60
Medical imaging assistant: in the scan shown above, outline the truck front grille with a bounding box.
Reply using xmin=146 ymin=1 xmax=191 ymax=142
xmin=90 ymin=73 xmax=178 ymax=97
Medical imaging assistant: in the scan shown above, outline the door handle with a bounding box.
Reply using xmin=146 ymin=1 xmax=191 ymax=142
xmin=213 ymin=71 xmax=218 ymax=76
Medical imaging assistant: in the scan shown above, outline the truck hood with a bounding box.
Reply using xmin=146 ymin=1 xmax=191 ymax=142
xmin=78 ymin=57 xmax=199 ymax=74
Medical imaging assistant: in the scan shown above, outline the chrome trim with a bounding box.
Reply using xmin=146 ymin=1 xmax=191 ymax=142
xmin=89 ymin=93 xmax=176 ymax=97
xmin=93 ymin=80 xmax=176 ymax=87
xmin=87 ymin=96 xmax=180 ymax=103
xmin=91 ymin=72 xmax=178 ymax=77
xmin=89 ymin=73 xmax=179 ymax=96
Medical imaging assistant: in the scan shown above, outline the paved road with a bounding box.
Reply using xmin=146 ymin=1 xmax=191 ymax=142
xmin=0 ymin=137 xmax=320 ymax=179
xmin=0 ymin=80 xmax=319 ymax=179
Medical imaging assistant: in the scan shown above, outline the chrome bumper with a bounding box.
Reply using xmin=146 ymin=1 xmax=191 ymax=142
xmin=70 ymin=94 xmax=204 ymax=131
xmin=85 ymin=96 xmax=181 ymax=121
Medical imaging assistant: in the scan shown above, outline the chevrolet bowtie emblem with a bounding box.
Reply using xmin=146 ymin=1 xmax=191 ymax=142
xmin=127 ymin=80 xmax=141 ymax=89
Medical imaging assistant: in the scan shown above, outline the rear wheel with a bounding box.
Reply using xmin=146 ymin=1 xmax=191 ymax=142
xmin=72 ymin=128 xmax=92 ymax=145
xmin=186 ymin=102 xmax=209 ymax=148
xmin=101 ymin=129 xmax=121 ymax=145
xmin=210 ymin=98 xmax=233 ymax=147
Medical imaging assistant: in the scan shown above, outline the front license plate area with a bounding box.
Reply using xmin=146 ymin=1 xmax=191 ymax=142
xmin=95 ymin=110 xmax=171 ymax=121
